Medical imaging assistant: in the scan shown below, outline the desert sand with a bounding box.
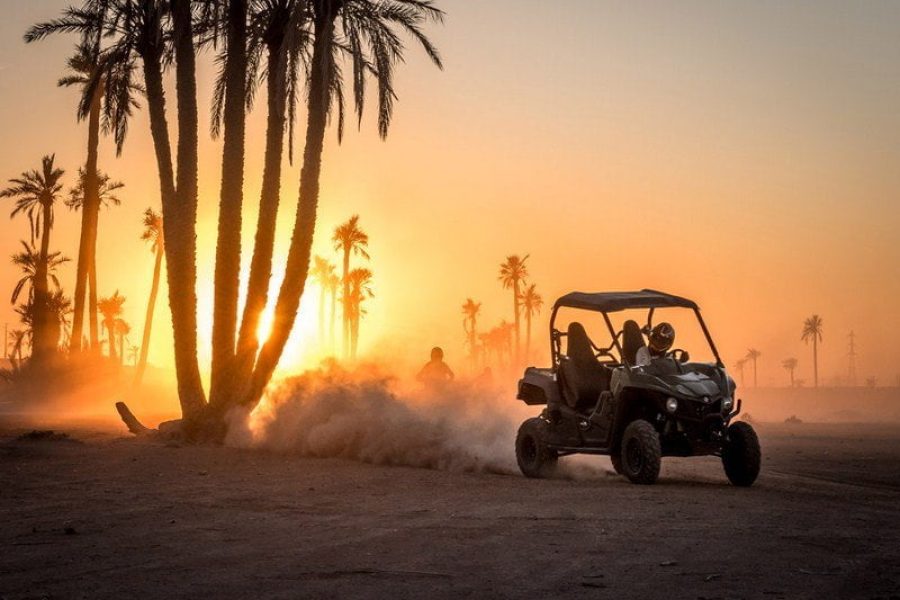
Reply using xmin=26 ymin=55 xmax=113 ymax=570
xmin=1 ymin=417 xmax=898 ymax=599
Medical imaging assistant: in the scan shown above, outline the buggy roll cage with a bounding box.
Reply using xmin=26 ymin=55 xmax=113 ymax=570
xmin=548 ymin=289 xmax=724 ymax=369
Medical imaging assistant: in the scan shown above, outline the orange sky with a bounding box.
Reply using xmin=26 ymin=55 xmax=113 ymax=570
xmin=1 ymin=1 xmax=899 ymax=389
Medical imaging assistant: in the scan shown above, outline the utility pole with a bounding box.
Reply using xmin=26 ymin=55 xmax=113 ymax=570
xmin=847 ymin=330 xmax=857 ymax=387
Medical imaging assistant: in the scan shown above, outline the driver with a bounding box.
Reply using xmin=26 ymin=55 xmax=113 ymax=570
xmin=635 ymin=322 xmax=675 ymax=366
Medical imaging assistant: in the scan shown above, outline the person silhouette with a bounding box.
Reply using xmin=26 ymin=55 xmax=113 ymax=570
xmin=417 ymin=346 xmax=455 ymax=387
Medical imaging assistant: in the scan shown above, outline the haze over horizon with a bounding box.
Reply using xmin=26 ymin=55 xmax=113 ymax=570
xmin=1 ymin=0 xmax=898 ymax=388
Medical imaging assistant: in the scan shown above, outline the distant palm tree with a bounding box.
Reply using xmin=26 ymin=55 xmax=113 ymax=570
xmin=135 ymin=209 xmax=163 ymax=386
xmin=733 ymin=358 xmax=747 ymax=387
xmin=746 ymin=348 xmax=761 ymax=388
xmin=310 ymin=255 xmax=336 ymax=345
xmin=67 ymin=169 xmax=124 ymax=351
xmin=782 ymin=358 xmax=798 ymax=388
xmin=333 ymin=216 xmax=369 ymax=358
xmin=11 ymin=242 xmax=68 ymax=306
xmin=98 ymin=291 xmax=125 ymax=363
xmin=8 ymin=329 xmax=28 ymax=365
xmin=520 ymin=284 xmax=543 ymax=360
xmin=346 ymin=268 xmax=374 ymax=361
xmin=128 ymin=344 xmax=140 ymax=367
xmin=499 ymin=254 xmax=529 ymax=360
xmin=461 ymin=298 xmax=481 ymax=366
xmin=325 ymin=272 xmax=340 ymax=352
xmin=2 ymin=155 xmax=66 ymax=363
xmin=801 ymin=315 xmax=824 ymax=388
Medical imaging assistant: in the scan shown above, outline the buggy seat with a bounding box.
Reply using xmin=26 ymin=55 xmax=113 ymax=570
xmin=559 ymin=322 xmax=611 ymax=412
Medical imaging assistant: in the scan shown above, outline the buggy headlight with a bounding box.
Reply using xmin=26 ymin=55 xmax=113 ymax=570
xmin=665 ymin=397 xmax=678 ymax=413
xmin=722 ymin=396 xmax=733 ymax=412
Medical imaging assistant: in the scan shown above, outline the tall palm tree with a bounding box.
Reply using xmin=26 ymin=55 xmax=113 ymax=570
xmin=346 ymin=267 xmax=373 ymax=361
xmin=498 ymin=254 xmax=529 ymax=360
xmin=67 ymin=168 xmax=125 ymax=350
xmin=782 ymin=358 xmax=798 ymax=388
xmin=520 ymin=283 xmax=543 ymax=360
xmin=233 ymin=0 xmax=311 ymax=383
xmin=746 ymin=348 xmax=761 ymax=388
xmin=733 ymin=358 xmax=747 ymax=387
xmin=98 ymin=291 xmax=125 ymax=363
xmin=801 ymin=315 xmax=824 ymax=388
xmin=332 ymin=215 xmax=369 ymax=357
xmin=1 ymin=155 xmax=66 ymax=362
xmin=461 ymin=298 xmax=481 ymax=366
xmin=310 ymin=255 xmax=335 ymax=344
xmin=135 ymin=208 xmax=163 ymax=386
xmin=244 ymin=0 xmax=444 ymax=409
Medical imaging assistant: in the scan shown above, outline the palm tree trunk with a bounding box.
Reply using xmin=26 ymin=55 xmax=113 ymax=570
xmin=88 ymin=254 xmax=99 ymax=350
xmin=118 ymin=332 xmax=125 ymax=365
xmin=512 ymin=280 xmax=520 ymax=360
xmin=71 ymin=90 xmax=102 ymax=353
xmin=330 ymin=287 xmax=337 ymax=351
xmin=318 ymin=284 xmax=326 ymax=344
xmin=351 ymin=312 xmax=359 ymax=361
xmin=342 ymin=248 xmax=350 ymax=358
xmin=813 ymin=338 xmax=818 ymax=388
xmin=234 ymin=36 xmax=289 ymax=383
xmin=210 ymin=0 xmax=249 ymax=409
xmin=526 ymin=311 xmax=531 ymax=360
xmin=753 ymin=359 xmax=758 ymax=388
xmin=134 ymin=242 xmax=163 ymax=386
xmin=141 ymin=10 xmax=206 ymax=422
xmin=31 ymin=201 xmax=54 ymax=362
xmin=243 ymin=5 xmax=337 ymax=408
xmin=106 ymin=321 xmax=117 ymax=362
xmin=790 ymin=368 xmax=794 ymax=387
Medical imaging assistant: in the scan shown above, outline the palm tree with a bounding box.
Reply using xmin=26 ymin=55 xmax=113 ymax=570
xmin=733 ymin=358 xmax=747 ymax=387
xmin=499 ymin=254 xmax=529 ymax=360
xmin=461 ymin=298 xmax=481 ymax=366
xmin=346 ymin=267 xmax=373 ymax=361
xmin=135 ymin=208 xmax=163 ymax=386
xmin=782 ymin=358 xmax=798 ymax=388
xmin=801 ymin=315 xmax=824 ymax=388
xmin=128 ymin=344 xmax=140 ymax=366
xmin=233 ymin=0 xmax=311 ymax=385
xmin=244 ymin=0 xmax=444 ymax=410
xmin=2 ymin=155 xmax=66 ymax=362
xmin=310 ymin=255 xmax=336 ymax=344
xmin=67 ymin=169 xmax=124 ymax=350
xmin=98 ymin=291 xmax=125 ymax=363
xmin=332 ymin=215 xmax=370 ymax=357
xmin=8 ymin=329 xmax=28 ymax=365
xmin=746 ymin=348 xmax=761 ymax=388
xmin=520 ymin=284 xmax=543 ymax=360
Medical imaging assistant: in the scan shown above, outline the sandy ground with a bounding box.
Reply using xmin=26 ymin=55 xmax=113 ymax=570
xmin=1 ymin=419 xmax=898 ymax=599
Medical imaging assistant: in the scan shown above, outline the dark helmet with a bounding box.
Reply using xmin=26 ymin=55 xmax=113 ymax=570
xmin=431 ymin=346 xmax=444 ymax=361
xmin=648 ymin=322 xmax=675 ymax=355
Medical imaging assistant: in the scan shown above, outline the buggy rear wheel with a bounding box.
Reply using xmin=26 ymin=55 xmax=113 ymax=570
xmin=619 ymin=419 xmax=661 ymax=484
xmin=722 ymin=421 xmax=761 ymax=487
xmin=516 ymin=418 xmax=557 ymax=478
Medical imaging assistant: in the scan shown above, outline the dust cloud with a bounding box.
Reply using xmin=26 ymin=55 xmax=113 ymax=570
xmin=226 ymin=361 xmax=606 ymax=477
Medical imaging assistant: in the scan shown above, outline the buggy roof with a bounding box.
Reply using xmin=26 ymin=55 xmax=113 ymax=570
xmin=554 ymin=289 xmax=698 ymax=313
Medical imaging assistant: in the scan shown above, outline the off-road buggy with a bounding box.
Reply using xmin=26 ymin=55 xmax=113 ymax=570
xmin=515 ymin=290 xmax=760 ymax=486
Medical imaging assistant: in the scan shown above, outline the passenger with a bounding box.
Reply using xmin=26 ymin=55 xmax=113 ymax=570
xmin=635 ymin=322 xmax=675 ymax=366
xmin=417 ymin=346 xmax=455 ymax=387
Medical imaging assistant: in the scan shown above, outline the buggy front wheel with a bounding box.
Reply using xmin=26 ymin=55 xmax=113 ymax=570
xmin=619 ymin=419 xmax=661 ymax=484
xmin=516 ymin=418 xmax=557 ymax=478
xmin=722 ymin=421 xmax=761 ymax=487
